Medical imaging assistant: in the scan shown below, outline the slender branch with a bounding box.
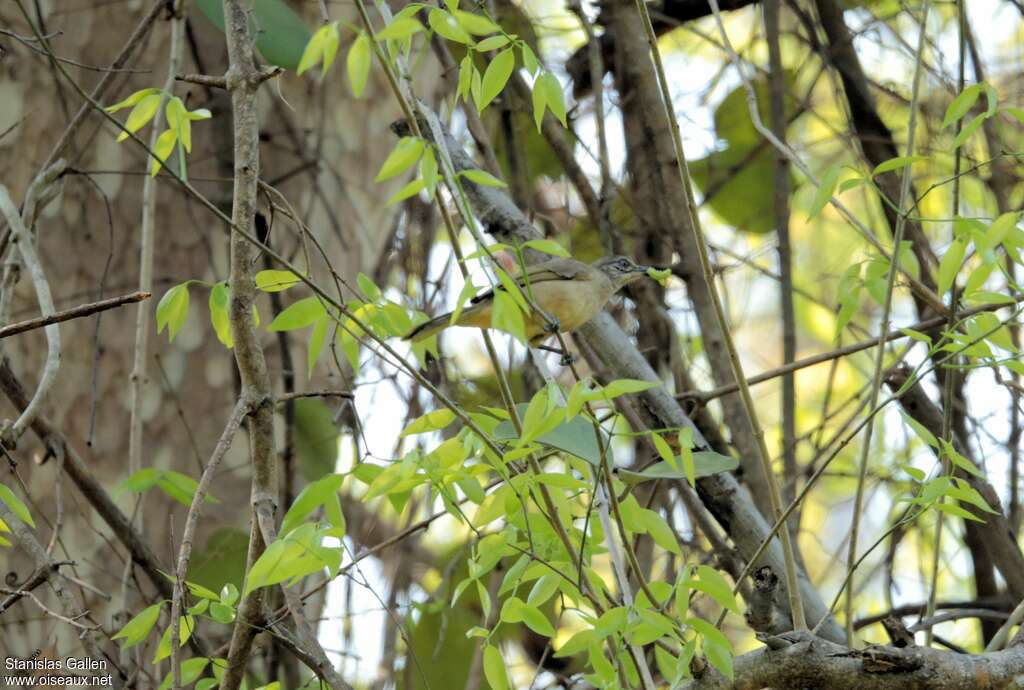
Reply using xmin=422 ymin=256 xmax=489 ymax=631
xmin=171 ymin=400 xmax=246 ymax=690
xmin=844 ymin=1 xmax=928 ymax=645
xmin=678 ymin=295 xmax=1024 ymax=405
xmin=656 ymin=0 xmax=806 ymax=630
xmin=0 ymin=162 xmax=66 ymax=443
xmin=0 ymin=291 xmax=149 ymax=339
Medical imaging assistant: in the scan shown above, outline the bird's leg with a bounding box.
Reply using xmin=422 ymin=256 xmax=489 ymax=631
xmin=542 ymin=316 xmax=561 ymax=334
xmin=535 ymin=344 xmax=578 ymax=366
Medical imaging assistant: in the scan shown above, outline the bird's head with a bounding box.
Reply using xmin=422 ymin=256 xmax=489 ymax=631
xmin=593 ymin=255 xmax=652 ymax=290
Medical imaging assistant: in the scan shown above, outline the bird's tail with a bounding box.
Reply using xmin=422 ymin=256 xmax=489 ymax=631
xmin=404 ymin=311 xmax=456 ymax=342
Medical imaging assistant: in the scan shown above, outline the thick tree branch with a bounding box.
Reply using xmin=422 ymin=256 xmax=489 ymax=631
xmin=680 ymin=630 xmax=1024 ymax=690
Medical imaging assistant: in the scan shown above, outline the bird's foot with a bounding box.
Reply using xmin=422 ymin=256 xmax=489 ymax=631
xmin=543 ymin=317 xmax=561 ymax=334
xmin=559 ymin=353 xmax=578 ymax=366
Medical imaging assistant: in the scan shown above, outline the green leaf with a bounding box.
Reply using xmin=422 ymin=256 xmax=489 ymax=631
xmin=519 ymin=602 xmax=555 ymax=636
xmin=375 ymin=137 xmax=425 ymax=182
xmin=298 ymin=23 xmax=329 ymax=75
xmin=156 ymin=283 xmax=190 ymax=342
xmin=195 ymin=0 xmax=311 ymax=70
xmin=377 ymin=17 xmax=423 ymax=41
xmin=357 ymin=273 xmax=382 ymax=302
xmin=640 ymin=509 xmax=681 ymax=555
xmin=294 ymin=399 xmax=341 ymax=481
xmin=112 ymin=602 xmax=163 ymax=648
xmin=158 ymin=657 xmax=209 ymax=690
xmin=599 ymin=379 xmax=658 ymax=398
xmin=692 ymin=565 xmax=740 ymax=614
xmin=116 ymin=93 xmax=163 ymax=142
xmin=281 ymin=473 xmax=346 ymax=535
xmin=474 ymin=35 xmax=511 ymax=51
xmin=347 ymin=32 xmax=372 ymax=97
xmin=307 ymin=315 xmax=330 ymax=377
xmin=0 ymin=483 xmax=34 ymax=528
xmin=493 ymin=405 xmax=605 ymax=466
xmin=402 ymin=409 xmax=457 ymax=436
xmin=152 ymin=615 xmax=194 ymax=663
xmin=532 ymin=71 xmax=566 ymax=130
xmin=105 ymin=88 xmax=162 ymax=113
xmin=952 ymin=113 xmax=985 ymax=149
xmin=872 ymin=155 xmax=928 ymax=175
xmin=808 ymin=165 xmax=841 ymax=218
xmin=522 ymin=238 xmax=570 ymax=257
xmin=255 ymin=269 xmax=302 ymax=292
xmin=429 ymin=8 xmax=473 ymax=44
xmin=490 ymin=289 xmax=528 ymax=343
xmin=459 ymin=168 xmax=508 ymax=188
xmin=208 ymin=282 xmax=232 ymax=348
xmin=527 ymin=572 xmax=561 ymax=606
xmin=478 ymin=48 xmax=515 ymax=110
xmin=454 ymin=10 xmax=500 ymax=35
xmin=482 ymin=645 xmax=510 ymax=690
xmin=618 ymin=452 xmax=739 ymax=484
xmin=386 ymin=178 xmax=427 ymax=205
xmin=900 ymin=410 xmax=938 ymax=448
xmin=943 ymin=84 xmax=983 ymax=128
xmin=268 ymin=296 xmax=326 ymax=331
xmin=937 ymin=239 xmax=966 ymax=297
xmin=150 ymin=127 xmax=178 ymax=176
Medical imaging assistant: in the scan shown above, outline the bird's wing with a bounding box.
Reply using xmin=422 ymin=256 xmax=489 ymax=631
xmin=470 ymin=258 xmax=591 ymax=305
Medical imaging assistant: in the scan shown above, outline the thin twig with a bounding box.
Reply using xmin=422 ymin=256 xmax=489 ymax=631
xmin=844 ymin=0 xmax=928 ymax=645
xmin=0 ymin=291 xmax=149 ymax=339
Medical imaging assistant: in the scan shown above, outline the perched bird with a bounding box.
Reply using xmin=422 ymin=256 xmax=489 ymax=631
xmin=406 ymin=255 xmax=651 ymax=346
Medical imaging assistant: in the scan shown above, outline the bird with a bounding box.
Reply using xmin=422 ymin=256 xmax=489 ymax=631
xmin=405 ymin=255 xmax=652 ymax=346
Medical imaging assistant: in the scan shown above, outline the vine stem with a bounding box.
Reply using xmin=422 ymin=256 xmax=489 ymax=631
xmin=843 ymin=0 xmax=929 ymax=645
xmin=636 ymin=0 xmax=806 ymax=630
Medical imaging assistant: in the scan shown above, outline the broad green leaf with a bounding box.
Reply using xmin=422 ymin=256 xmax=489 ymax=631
xmin=459 ymin=168 xmax=508 ymax=188
xmin=527 ymin=572 xmax=561 ymax=606
xmin=402 ymin=409 xmax=457 ymax=436
xmin=158 ymin=657 xmax=209 ymax=690
xmin=116 ymin=93 xmax=163 ymax=142
xmin=0 ymin=483 xmax=34 ymax=528
xmin=255 ymin=269 xmax=302 ymax=292
xmin=490 ymin=289 xmax=527 ymax=343
xmin=599 ymin=379 xmax=658 ymax=398
xmin=112 ymin=602 xmax=163 ymax=648
xmin=281 ymin=473 xmax=346 ymax=535
xmin=692 ymin=565 xmax=740 ymax=614
xmin=156 ymin=283 xmax=190 ymax=342
xmin=943 ymin=84 xmax=982 ymax=127
xmin=347 ymin=32 xmax=372 ymax=97
xmin=523 ymin=239 xmax=569 ymax=257
xmin=152 ymin=615 xmax=194 ymax=663
xmin=105 ymin=88 xmax=162 ymax=113
xmin=483 ymin=645 xmax=510 ymax=690
xmin=376 ymin=17 xmax=423 ymax=41
xmin=454 ymin=10 xmax=500 ymax=35
xmin=150 ymin=128 xmax=178 ymax=176
xmin=375 ymin=137 xmax=425 ymax=182
xmin=872 ymin=155 xmax=928 ymax=175
xmin=641 ymin=508 xmax=681 ymax=555
xmin=357 ymin=273 xmax=382 ymax=302
xmin=478 ymin=48 xmax=515 ymax=110
xmin=386 ymin=178 xmax=427 ymax=205
xmin=297 ymin=23 xmax=329 ymax=75
xmin=195 ymin=0 xmax=311 ymax=70
xmin=952 ymin=113 xmax=985 ymax=149
xmin=208 ymin=282 xmax=232 ymax=348
xmin=475 ymin=35 xmax=511 ymax=51
xmin=808 ymin=165 xmax=841 ymax=218
xmin=618 ymin=451 xmax=739 ymax=484
xmin=268 ymin=296 xmax=326 ymax=331
xmin=937 ymin=237 xmax=962 ymax=294
xmin=429 ymin=8 xmax=473 ymax=44
xmin=900 ymin=410 xmax=938 ymax=448
xmin=307 ymin=315 xmax=330 ymax=377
